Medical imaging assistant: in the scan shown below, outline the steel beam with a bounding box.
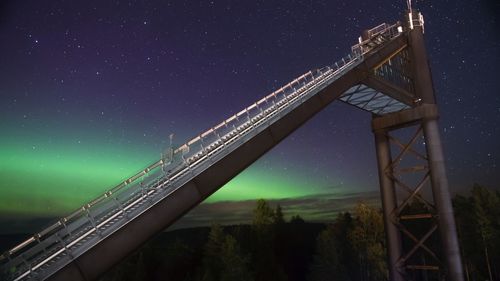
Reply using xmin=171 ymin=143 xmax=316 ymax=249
xmin=422 ymin=118 xmax=463 ymax=281
xmin=374 ymin=129 xmax=405 ymax=281
xmin=364 ymin=75 xmax=415 ymax=106
xmin=405 ymin=9 xmax=465 ymax=281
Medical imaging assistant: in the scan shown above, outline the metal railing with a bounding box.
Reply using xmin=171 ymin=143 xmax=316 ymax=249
xmin=351 ymin=22 xmax=402 ymax=56
xmin=0 ymin=22 xmax=403 ymax=281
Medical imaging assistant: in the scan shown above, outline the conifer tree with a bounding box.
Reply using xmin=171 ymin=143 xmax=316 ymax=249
xmin=308 ymin=212 xmax=355 ymax=281
xmin=274 ymin=204 xmax=285 ymax=225
xmin=201 ymin=223 xmax=225 ymax=281
xmin=251 ymin=199 xmax=287 ymax=281
xmin=348 ymin=203 xmax=386 ymax=281
xmin=220 ymin=234 xmax=253 ymax=281
xmin=308 ymin=225 xmax=342 ymax=281
xmin=252 ymin=199 xmax=275 ymax=231
xmin=471 ymin=184 xmax=499 ymax=281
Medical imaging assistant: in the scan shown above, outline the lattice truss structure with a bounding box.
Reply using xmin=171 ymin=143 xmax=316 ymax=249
xmin=384 ymin=123 xmax=443 ymax=280
xmin=347 ymin=11 xmax=463 ymax=281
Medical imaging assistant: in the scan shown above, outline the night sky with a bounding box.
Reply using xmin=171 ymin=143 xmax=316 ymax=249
xmin=0 ymin=1 xmax=499 ymax=233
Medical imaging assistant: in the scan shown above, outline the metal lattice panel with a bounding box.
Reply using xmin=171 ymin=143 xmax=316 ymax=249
xmin=340 ymin=84 xmax=410 ymax=115
xmin=374 ymin=48 xmax=415 ymax=95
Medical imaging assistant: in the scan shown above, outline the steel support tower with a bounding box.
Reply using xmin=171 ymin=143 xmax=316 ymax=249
xmin=371 ymin=11 xmax=464 ymax=281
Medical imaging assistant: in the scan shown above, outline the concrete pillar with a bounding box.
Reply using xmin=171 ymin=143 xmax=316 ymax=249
xmin=374 ymin=129 xmax=405 ymax=281
xmin=423 ymin=119 xmax=464 ymax=281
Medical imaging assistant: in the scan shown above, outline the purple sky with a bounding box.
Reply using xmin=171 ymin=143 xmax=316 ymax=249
xmin=0 ymin=1 xmax=499 ymax=235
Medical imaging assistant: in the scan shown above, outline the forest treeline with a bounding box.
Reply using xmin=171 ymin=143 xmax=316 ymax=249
xmin=100 ymin=184 xmax=499 ymax=281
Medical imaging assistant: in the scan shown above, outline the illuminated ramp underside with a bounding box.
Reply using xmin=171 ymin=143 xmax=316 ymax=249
xmin=0 ymin=23 xmax=414 ymax=281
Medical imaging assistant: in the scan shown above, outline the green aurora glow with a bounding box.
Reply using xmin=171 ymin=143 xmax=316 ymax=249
xmin=0 ymin=138 xmax=330 ymax=216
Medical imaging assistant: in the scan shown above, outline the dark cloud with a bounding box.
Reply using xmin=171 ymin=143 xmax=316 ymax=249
xmin=170 ymin=190 xmax=381 ymax=230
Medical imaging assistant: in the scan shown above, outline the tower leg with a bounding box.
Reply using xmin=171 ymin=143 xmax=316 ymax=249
xmin=422 ymin=118 xmax=464 ymax=281
xmin=374 ymin=129 xmax=405 ymax=281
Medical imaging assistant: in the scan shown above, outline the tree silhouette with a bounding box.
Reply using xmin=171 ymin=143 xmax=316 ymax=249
xmin=290 ymin=214 xmax=305 ymax=224
xmin=200 ymin=223 xmax=225 ymax=281
xmin=348 ymin=203 xmax=386 ymax=281
xmin=251 ymin=199 xmax=287 ymax=281
xmin=309 ymin=225 xmax=344 ymax=281
xmin=453 ymin=184 xmax=500 ymax=281
xmin=274 ymin=204 xmax=285 ymax=225
xmin=198 ymin=223 xmax=253 ymax=281
xmin=309 ymin=212 xmax=355 ymax=281
xmin=471 ymin=184 xmax=499 ymax=281
xmin=220 ymin=234 xmax=252 ymax=281
xmin=252 ymin=199 xmax=275 ymax=230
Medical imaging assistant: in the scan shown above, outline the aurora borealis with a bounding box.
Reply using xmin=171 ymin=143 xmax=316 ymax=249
xmin=1 ymin=0 xmax=499 ymax=235
xmin=0 ymin=110 xmax=356 ymax=213
xmin=0 ymin=135 xmax=332 ymax=215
